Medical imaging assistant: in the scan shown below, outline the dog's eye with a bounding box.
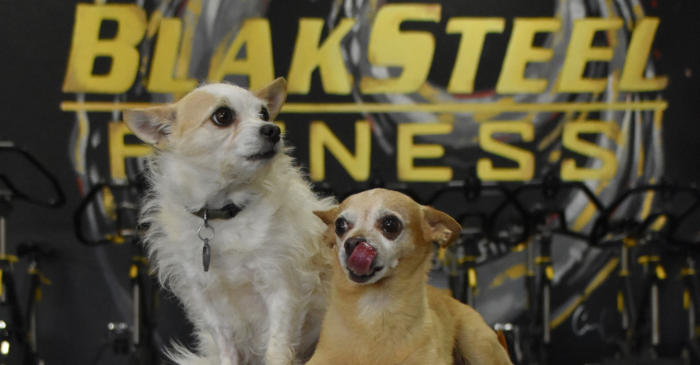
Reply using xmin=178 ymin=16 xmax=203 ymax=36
xmin=259 ymin=106 xmax=270 ymax=121
xmin=379 ymin=215 xmax=402 ymax=239
xmin=335 ymin=217 xmax=349 ymax=237
xmin=211 ymin=107 xmax=235 ymax=127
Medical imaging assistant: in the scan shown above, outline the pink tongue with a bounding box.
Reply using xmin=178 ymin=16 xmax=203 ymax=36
xmin=347 ymin=242 xmax=377 ymax=276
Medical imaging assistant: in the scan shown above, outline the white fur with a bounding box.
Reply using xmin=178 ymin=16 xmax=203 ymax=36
xmin=135 ymin=83 xmax=332 ymax=365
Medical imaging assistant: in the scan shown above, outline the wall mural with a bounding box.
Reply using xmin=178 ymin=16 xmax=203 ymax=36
xmin=59 ymin=0 xmax=697 ymax=363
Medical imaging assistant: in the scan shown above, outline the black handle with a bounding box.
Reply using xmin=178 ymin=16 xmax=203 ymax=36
xmin=0 ymin=142 xmax=65 ymax=208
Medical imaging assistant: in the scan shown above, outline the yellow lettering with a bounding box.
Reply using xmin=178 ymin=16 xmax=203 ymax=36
xmin=309 ymin=121 xmax=371 ymax=181
xmin=147 ymin=18 xmax=197 ymax=93
xmin=109 ymin=122 xmax=152 ymax=182
xmin=208 ymin=18 xmax=275 ymax=90
xmin=397 ymin=123 xmax=453 ymax=182
xmin=63 ymin=4 xmax=146 ymax=93
xmin=561 ymin=121 xmax=618 ymax=181
xmin=557 ymin=18 xmax=623 ymax=93
xmin=360 ymin=4 xmax=441 ymax=94
xmin=287 ymin=18 xmax=355 ymax=94
xmin=496 ymin=18 xmax=560 ymax=94
xmin=477 ymin=121 xmax=534 ymax=181
xmin=447 ymin=18 xmax=505 ymax=93
xmin=619 ymin=17 xmax=668 ymax=91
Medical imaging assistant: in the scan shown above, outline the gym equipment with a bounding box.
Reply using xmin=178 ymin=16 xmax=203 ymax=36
xmin=591 ymin=183 xmax=700 ymax=363
xmin=74 ymin=181 xmax=159 ymax=365
xmin=0 ymin=141 xmax=64 ymax=365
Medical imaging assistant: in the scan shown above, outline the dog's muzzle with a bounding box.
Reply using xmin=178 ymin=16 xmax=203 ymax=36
xmin=247 ymin=124 xmax=281 ymax=161
xmin=260 ymin=124 xmax=280 ymax=144
xmin=344 ymin=237 xmax=382 ymax=283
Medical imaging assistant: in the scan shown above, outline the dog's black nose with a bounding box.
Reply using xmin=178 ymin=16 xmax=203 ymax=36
xmin=344 ymin=237 xmax=367 ymax=257
xmin=259 ymin=124 xmax=281 ymax=143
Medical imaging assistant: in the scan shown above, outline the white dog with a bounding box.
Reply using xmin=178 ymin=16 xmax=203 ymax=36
xmin=123 ymin=78 xmax=332 ymax=365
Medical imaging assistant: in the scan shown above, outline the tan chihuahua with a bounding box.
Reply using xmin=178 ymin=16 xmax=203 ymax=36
xmin=310 ymin=189 xmax=512 ymax=365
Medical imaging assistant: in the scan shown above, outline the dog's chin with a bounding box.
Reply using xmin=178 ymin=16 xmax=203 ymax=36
xmin=246 ymin=146 xmax=279 ymax=161
xmin=346 ymin=265 xmax=385 ymax=284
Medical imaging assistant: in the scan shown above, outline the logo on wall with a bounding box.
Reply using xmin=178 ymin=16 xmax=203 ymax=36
xmin=61 ymin=0 xmax=666 ymax=187
xmin=61 ymin=0 xmax=669 ymax=348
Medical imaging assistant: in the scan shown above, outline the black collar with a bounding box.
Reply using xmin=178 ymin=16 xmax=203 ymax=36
xmin=191 ymin=203 xmax=243 ymax=220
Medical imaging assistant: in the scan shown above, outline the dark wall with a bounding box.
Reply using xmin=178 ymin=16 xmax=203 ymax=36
xmin=654 ymin=0 xmax=700 ymax=184
xmin=1 ymin=0 xmax=190 ymax=363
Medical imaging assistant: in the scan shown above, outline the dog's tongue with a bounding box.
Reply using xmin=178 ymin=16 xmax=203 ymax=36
xmin=347 ymin=242 xmax=376 ymax=276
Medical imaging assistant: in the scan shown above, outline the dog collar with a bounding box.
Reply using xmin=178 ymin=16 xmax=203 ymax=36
xmin=191 ymin=202 xmax=243 ymax=272
xmin=190 ymin=203 xmax=243 ymax=220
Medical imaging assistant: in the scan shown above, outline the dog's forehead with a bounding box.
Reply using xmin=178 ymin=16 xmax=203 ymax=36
xmin=177 ymin=84 xmax=260 ymax=115
xmin=190 ymin=83 xmax=258 ymax=103
xmin=194 ymin=83 xmax=258 ymax=102
xmin=171 ymin=84 xmax=262 ymax=135
xmin=341 ymin=189 xmax=419 ymax=221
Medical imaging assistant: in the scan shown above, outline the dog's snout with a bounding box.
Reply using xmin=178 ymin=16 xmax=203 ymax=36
xmin=260 ymin=124 xmax=281 ymax=143
xmin=344 ymin=237 xmax=367 ymax=257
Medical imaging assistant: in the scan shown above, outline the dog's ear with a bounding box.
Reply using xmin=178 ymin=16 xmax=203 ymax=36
xmin=421 ymin=206 xmax=461 ymax=248
xmin=123 ymin=105 xmax=176 ymax=146
xmin=256 ymin=77 xmax=287 ymax=120
xmin=313 ymin=207 xmax=339 ymax=225
xmin=314 ymin=206 xmax=340 ymax=247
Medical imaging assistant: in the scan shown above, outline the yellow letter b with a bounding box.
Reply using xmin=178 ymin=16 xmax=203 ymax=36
xmin=63 ymin=4 xmax=146 ymax=93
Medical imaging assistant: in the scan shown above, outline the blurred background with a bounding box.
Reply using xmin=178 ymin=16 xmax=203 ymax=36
xmin=1 ymin=0 xmax=699 ymax=364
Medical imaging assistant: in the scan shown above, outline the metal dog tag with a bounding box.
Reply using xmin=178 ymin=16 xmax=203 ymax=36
xmin=197 ymin=211 xmax=215 ymax=273
xmin=202 ymin=239 xmax=211 ymax=272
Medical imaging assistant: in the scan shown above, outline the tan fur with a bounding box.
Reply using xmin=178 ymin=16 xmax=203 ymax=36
xmin=255 ymin=77 xmax=287 ymax=118
xmin=309 ymin=189 xmax=512 ymax=365
xmin=172 ymin=90 xmax=221 ymax=137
